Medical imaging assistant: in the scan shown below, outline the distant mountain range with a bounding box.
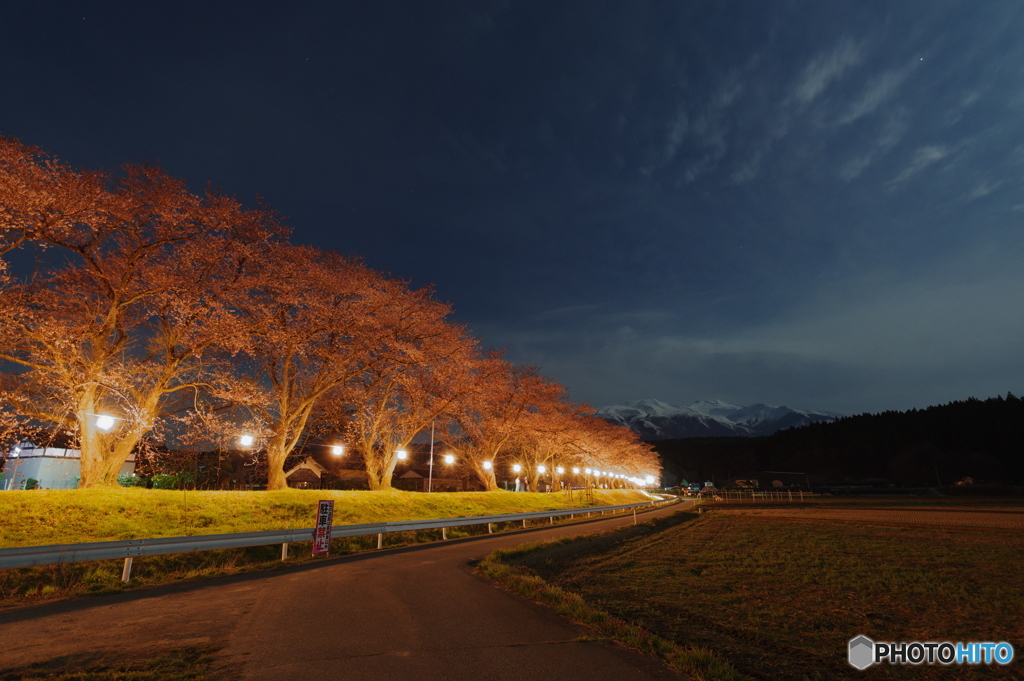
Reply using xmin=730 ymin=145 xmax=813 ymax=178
xmin=597 ymin=398 xmax=842 ymax=440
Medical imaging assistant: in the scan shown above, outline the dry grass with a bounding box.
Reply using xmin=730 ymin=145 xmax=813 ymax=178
xmin=0 ymin=645 xmax=228 ymax=680
xmin=485 ymin=504 xmax=1024 ymax=680
xmin=717 ymin=506 xmax=1024 ymax=529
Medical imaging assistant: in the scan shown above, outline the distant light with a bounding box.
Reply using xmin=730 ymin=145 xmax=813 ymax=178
xmin=537 ymin=465 xmax=546 ymax=474
xmin=444 ymin=453 xmax=455 ymax=465
xmin=96 ymin=414 xmax=116 ymax=432
xmin=332 ymin=445 xmax=344 ymax=456
xmin=572 ymin=467 xmax=580 ymax=474
xmin=396 ymin=449 xmax=408 ymax=460
xmin=482 ymin=460 xmax=492 ymax=470
xmin=556 ymin=466 xmax=564 ymax=475
xmin=512 ymin=464 xmax=522 ymax=473
xmin=238 ymin=434 xmax=254 ymax=447
xmin=584 ymin=468 xmax=591 ymax=475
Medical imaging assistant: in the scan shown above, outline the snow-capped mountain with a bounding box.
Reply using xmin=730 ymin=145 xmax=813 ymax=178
xmin=598 ymin=398 xmax=841 ymax=440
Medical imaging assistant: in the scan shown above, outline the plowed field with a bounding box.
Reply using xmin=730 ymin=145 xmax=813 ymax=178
xmin=721 ymin=506 xmax=1024 ymax=529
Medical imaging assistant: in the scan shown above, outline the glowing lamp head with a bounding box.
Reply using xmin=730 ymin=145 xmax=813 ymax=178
xmin=443 ymin=453 xmax=455 ymax=465
xmin=537 ymin=465 xmax=546 ymax=474
xmin=572 ymin=467 xmax=580 ymax=474
xmin=512 ymin=464 xmax=522 ymax=473
xmin=584 ymin=468 xmax=591 ymax=475
xmin=96 ymin=414 xmax=116 ymax=432
xmin=396 ymin=449 xmax=408 ymax=460
xmin=332 ymin=445 xmax=344 ymax=456
xmin=238 ymin=434 xmax=254 ymax=447
xmin=556 ymin=466 xmax=564 ymax=475
xmin=482 ymin=460 xmax=492 ymax=470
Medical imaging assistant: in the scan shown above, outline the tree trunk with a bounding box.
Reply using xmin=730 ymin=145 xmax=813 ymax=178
xmin=76 ymin=408 xmax=142 ymax=488
xmin=265 ymin=434 xmax=290 ymax=490
xmin=472 ymin=464 xmax=498 ymax=491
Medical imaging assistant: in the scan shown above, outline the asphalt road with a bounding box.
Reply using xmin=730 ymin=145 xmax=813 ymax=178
xmin=2 ymin=500 xmax=690 ymax=680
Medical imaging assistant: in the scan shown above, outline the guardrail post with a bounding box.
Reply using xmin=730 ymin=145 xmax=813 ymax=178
xmin=633 ymin=507 xmax=637 ymax=524
xmin=121 ymin=557 xmax=133 ymax=582
xmin=281 ymin=543 xmax=289 ymax=560
xmin=442 ymin=527 xmax=448 ymax=540
xmin=377 ymin=533 xmax=383 ymax=549
xmin=549 ymin=515 xmax=554 ymax=525
xmin=522 ymin=519 xmax=527 ymax=529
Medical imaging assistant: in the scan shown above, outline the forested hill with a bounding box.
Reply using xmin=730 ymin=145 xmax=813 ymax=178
xmin=654 ymin=394 xmax=1024 ymax=488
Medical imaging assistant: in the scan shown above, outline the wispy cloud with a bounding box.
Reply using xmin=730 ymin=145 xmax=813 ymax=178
xmin=793 ymin=37 xmax=864 ymax=106
xmin=890 ymin=144 xmax=949 ymax=184
xmin=837 ymin=65 xmax=914 ymax=126
xmin=967 ymin=179 xmax=1003 ymax=201
xmin=839 ymin=111 xmax=908 ymax=180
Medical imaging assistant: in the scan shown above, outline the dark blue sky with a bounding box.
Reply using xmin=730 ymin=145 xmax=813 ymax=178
xmin=4 ymin=1 xmax=1023 ymax=414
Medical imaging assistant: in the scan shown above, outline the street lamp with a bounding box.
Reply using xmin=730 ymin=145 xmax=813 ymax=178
xmin=572 ymin=467 xmax=579 ymax=474
xmin=482 ymin=460 xmax=492 ymax=470
xmin=537 ymin=465 xmax=546 ymax=474
xmin=556 ymin=466 xmax=564 ymax=475
xmin=238 ymin=434 xmax=254 ymax=447
xmin=396 ymin=449 xmax=408 ymax=460
xmin=331 ymin=445 xmax=344 ymax=456
xmin=444 ymin=453 xmax=455 ymax=465
xmin=96 ymin=414 xmax=116 ymax=432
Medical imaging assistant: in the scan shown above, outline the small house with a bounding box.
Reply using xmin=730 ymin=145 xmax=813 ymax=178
xmin=284 ymin=456 xmax=329 ymax=489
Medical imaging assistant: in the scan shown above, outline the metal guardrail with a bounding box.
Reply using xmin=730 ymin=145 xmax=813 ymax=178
xmin=0 ymin=498 xmax=676 ymax=573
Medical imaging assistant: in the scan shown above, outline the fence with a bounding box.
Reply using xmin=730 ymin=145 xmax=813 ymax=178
xmin=0 ymin=497 xmax=677 ymax=580
xmin=699 ymin=489 xmax=820 ymax=503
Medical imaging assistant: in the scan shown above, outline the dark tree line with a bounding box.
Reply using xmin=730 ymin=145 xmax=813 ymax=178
xmin=655 ymin=394 xmax=1024 ymax=488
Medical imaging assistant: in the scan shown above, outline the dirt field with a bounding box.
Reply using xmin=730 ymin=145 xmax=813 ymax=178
xmin=716 ymin=506 xmax=1024 ymax=530
xmin=528 ymin=503 xmax=1024 ymax=680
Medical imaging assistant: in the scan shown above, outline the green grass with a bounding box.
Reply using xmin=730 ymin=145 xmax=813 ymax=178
xmin=0 ymin=487 xmax=649 ymax=547
xmin=0 ymin=645 xmax=226 ymax=680
xmin=502 ymin=508 xmax=1024 ymax=680
xmin=0 ymin=488 xmax=651 ymax=608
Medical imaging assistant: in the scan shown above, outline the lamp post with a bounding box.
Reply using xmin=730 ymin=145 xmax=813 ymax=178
xmin=427 ymin=420 xmax=435 ymax=493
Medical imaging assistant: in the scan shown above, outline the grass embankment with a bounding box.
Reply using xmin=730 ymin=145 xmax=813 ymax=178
xmin=0 ymin=488 xmax=648 ymax=608
xmin=0 ymin=487 xmax=647 ymax=547
xmin=480 ymin=504 xmax=1024 ymax=681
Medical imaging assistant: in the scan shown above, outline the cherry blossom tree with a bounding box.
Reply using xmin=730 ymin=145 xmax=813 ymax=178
xmin=344 ymin=291 xmax=481 ymax=491
xmin=0 ymin=140 xmax=284 ymax=486
xmin=440 ymin=357 xmax=564 ymax=490
xmin=222 ymin=244 xmax=429 ymax=490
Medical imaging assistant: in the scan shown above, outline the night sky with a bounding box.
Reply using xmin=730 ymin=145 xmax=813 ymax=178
xmin=4 ymin=2 xmax=1023 ymax=415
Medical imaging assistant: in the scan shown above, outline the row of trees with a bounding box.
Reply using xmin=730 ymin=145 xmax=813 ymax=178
xmin=0 ymin=138 xmax=660 ymax=490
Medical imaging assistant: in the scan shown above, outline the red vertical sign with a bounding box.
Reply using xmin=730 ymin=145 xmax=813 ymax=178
xmin=312 ymin=500 xmax=334 ymax=556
